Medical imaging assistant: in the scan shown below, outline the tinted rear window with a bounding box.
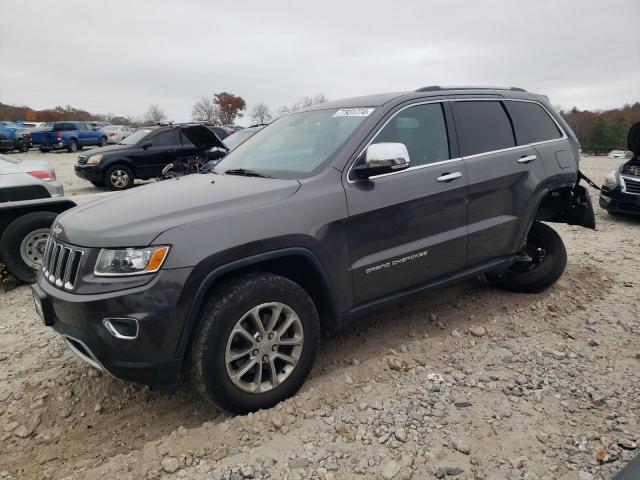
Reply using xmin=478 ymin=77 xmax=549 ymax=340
xmin=453 ymin=101 xmax=515 ymax=156
xmin=52 ymin=122 xmax=77 ymax=131
xmin=505 ymin=101 xmax=562 ymax=145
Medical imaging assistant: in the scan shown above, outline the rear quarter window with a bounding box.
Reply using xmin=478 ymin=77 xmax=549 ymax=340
xmin=453 ymin=101 xmax=516 ymax=156
xmin=505 ymin=101 xmax=563 ymax=145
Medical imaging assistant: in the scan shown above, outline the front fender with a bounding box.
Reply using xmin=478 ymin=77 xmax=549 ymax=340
xmin=171 ymin=246 xmax=338 ymax=359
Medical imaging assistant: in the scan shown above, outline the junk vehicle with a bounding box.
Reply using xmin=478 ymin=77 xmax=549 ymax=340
xmin=33 ymin=86 xmax=596 ymax=413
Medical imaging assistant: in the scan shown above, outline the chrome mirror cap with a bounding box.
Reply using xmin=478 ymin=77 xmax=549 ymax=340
xmin=354 ymin=142 xmax=411 ymax=179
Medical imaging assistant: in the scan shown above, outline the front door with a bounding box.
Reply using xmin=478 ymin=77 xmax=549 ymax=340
xmin=139 ymin=129 xmax=180 ymax=178
xmin=344 ymin=102 xmax=468 ymax=305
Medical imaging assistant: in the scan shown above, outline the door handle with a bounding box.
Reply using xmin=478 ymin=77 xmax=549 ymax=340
xmin=518 ymin=154 xmax=537 ymax=164
xmin=437 ymin=171 xmax=463 ymax=182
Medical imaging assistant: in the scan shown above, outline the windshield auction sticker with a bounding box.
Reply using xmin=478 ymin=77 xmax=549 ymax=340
xmin=333 ymin=108 xmax=375 ymax=117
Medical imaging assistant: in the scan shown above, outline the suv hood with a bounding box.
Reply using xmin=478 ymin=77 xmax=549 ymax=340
xmin=181 ymin=125 xmax=228 ymax=151
xmin=54 ymin=174 xmax=300 ymax=247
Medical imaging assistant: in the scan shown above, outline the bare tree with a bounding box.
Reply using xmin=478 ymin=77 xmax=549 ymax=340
xmin=251 ymin=102 xmax=272 ymax=124
xmin=144 ymin=104 xmax=166 ymax=124
xmin=278 ymin=93 xmax=328 ymax=116
xmin=192 ymin=97 xmax=220 ymax=124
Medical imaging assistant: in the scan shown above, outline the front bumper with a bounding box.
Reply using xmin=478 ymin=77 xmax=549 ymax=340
xmin=74 ymin=164 xmax=104 ymax=182
xmin=599 ymin=187 xmax=640 ymax=215
xmin=32 ymin=266 xmax=194 ymax=389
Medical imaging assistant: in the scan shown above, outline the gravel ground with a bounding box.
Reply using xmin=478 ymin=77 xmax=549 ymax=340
xmin=0 ymin=156 xmax=638 ymax=480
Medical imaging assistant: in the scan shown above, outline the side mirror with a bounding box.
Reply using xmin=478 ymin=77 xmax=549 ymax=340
xmin=141 ymin=140 xmax=152 ymax=149
xmin=353 ymin=142 xmax=411 ymax=179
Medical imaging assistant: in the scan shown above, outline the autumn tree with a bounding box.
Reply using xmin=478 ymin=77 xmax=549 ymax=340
xmin=213 ymin=92 xmax=246 ymax=125
xmin=143 ymin=104 xmax=166 ymax=124
xmin=192 ymin=97 xmax=219 ymax=124
xmin=251 ymin=102 xmax=272 ymax=124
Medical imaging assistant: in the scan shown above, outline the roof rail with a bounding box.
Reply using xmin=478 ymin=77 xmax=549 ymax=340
xmin=415 ymin=85 xmax=527 ymax=93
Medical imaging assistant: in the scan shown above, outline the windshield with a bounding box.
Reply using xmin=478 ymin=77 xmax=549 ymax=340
xmin=223 ymin=129 xmax=260 ymax=151
xmin=119 ymin=129 xmax=151 ymax=145
xmin=215 ymin=109 xmax=371 ymax=179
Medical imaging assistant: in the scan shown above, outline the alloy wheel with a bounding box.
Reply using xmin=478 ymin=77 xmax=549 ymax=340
xmin=225 ymin=302 xmax=304 ymax=393
xmin=110 ymin=169 xmax=129 ymax=188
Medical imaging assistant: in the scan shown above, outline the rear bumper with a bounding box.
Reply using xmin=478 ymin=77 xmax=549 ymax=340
xmin=74 ymin=164 xmax=104 ymax=182
xmin=34 ymin=141 xmax=65 ymax=150
xmin=32 ymin=266 xmax=195 ymax=390
xmin=599 ymin=187 xmax=640 ymax=215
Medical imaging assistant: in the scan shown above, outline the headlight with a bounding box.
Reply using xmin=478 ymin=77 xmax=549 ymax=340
xmin=86 ymin=154 xmax=103 ymax=164
xmin=94 ymin=246 xmax=170 ymax=276
xmin=604 ymin=170 xmax=618 ymax=188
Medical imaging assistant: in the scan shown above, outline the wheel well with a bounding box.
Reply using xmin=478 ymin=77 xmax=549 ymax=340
xmin=104 ymin=161 xmax=135 ymax=177
xmin=535 ymin=187 xmax=573 ymax=222
xmin=204 ymin=254 xmax=336 ymax=332
xmin=0 ymin=205 xmax=71 ymax=238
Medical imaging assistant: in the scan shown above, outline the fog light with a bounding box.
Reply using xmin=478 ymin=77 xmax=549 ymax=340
xmin=102 ymin=318 xmax=139 ymax=340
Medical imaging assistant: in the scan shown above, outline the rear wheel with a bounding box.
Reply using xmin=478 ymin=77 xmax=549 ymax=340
xmin=67 ymin=140 xmax=78 ymax=153
xmin=105 ymin=164 xmax=134 ymax=190
xmin=486 ymin=222 xmax=567 ymax=293
xmin=99 ymin=137 xmax=107 ymax=147
xmin=0 ymin=212 xmax=57 ymax=283
xmin=190 ymin=272 xmax=320 ymax=414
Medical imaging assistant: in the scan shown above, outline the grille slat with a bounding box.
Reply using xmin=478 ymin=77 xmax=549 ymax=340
xmin=622 ymin=176 xmax=640 ymax=195
xmin=42 ymin=238 xmax=83 ymax=290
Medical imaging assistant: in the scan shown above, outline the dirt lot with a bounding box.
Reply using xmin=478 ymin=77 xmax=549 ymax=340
xmin=0 ymin=155 xmax=638 ymax=480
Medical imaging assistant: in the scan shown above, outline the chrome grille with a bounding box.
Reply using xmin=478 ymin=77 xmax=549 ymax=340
xmin=42 ymin=238 xmax=83 ymax=290
xmin=622 ymin=176 xmax=640 ymax=195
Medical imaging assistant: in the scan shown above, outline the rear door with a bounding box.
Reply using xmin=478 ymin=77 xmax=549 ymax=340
xmin=452 ymin=99 xmax=546 ymax=266
xmin=138 ymin=129 xmax=180 ymax=177
xmin=344 ymin=101 xmax=468 ymax=305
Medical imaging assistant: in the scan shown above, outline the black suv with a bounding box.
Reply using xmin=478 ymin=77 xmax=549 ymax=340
xmin=74 ymin=124 xmax=227 ymax=190
xmin=599 ymin=122 xmax=640 ymax=215
xmin=33 ymin=87 xmax=595 ymax=413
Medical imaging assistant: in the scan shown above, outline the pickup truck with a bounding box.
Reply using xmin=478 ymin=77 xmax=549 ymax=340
xmin=31 ymin=121 xmax=107 ymax=153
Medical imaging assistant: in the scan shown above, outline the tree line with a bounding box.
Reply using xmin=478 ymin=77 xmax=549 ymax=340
xmin=560 ymin=103 xmax=640 ymax=154
xmin=4 ymin=94 xmax=636 ymax=155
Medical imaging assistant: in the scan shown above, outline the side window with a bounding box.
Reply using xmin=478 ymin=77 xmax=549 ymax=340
xmin=181 ymin=132 xmax=195 ymax=147
xmin=504 ymin=101 xmax=562 ymax=145
xmin=151 ymin=130 xmax=176 ymax=147
xmin=372 ymin=103 xmax=450 ymax=167
xmin=453 ymin=101 xmax=516 ymax=156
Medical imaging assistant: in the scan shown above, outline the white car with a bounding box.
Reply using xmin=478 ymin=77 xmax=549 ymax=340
xmin=100 ymin=125 xmax=135 ymax=144
xmin=608 ymin=150 xmax=627 ymax=159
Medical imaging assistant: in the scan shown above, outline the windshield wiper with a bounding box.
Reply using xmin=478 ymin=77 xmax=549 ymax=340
xmin=224 ymin=168 xmax=272 ymax=178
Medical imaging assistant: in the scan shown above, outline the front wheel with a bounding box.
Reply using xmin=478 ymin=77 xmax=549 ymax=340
xmin=105 ymin=164 xmax=134 ymax=190
xmin=190 ymin=272 xmax=320 ymax=414
xmin=486 ymin=222 xmax=567 ymax=293
xmin=0 ymin=212 xmax=57 ymax=283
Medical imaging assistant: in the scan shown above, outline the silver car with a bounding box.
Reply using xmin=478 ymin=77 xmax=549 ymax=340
xmin=0 ymin=153 xmax=63 ymax=197
xmin=100 ymin=125 xmax=135 ymax=144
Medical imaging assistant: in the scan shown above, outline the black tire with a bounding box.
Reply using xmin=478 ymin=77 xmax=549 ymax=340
xmin=0 ymin=211 xmax=57 ymax=283
xmin=67 ymin=140 xmax=78 ymax=153
xmin=99 ymin=136 xmax=107 ymax=147
xmin=17 ymin=140 xmax=29 ymax=153
xmin=105 ymin=164 xmax=134 ymax=190
xmin=486 ymin=222 xmax=567 ymax=293
xmin=190 ymin=272 xmax=321 ymax=414
xmin=90 ymin=180 xmax=105 ymax=188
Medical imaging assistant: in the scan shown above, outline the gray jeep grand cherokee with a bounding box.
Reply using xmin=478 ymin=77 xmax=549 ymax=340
xmin=32 ymin=86 xmax=596 ymax=413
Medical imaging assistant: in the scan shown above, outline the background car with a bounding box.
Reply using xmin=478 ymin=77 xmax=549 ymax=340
xmin=608 ymin=150 xmax=627 ymax=159
xmin=74 ymin=124 xmax=227 ymax=190
xmin=0 ymin=152 xmax=65 ymax=282
xmin=222 ymin=124 xmax=266 ymax=151
xmin=30 ymin=121 xmax=107 ymax=152
xmin=100 ymin=125 xmax=135 ymax=144
xmin=600 ymin=122 xmax=640 ymax=216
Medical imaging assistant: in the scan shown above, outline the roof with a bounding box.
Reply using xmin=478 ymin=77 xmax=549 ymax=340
xmin=299 ymin=86 xmax=546 ymax=112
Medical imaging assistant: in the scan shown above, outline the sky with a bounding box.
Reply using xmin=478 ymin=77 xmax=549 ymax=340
xmin=0 ymin=0 xmax=638 ymax=125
